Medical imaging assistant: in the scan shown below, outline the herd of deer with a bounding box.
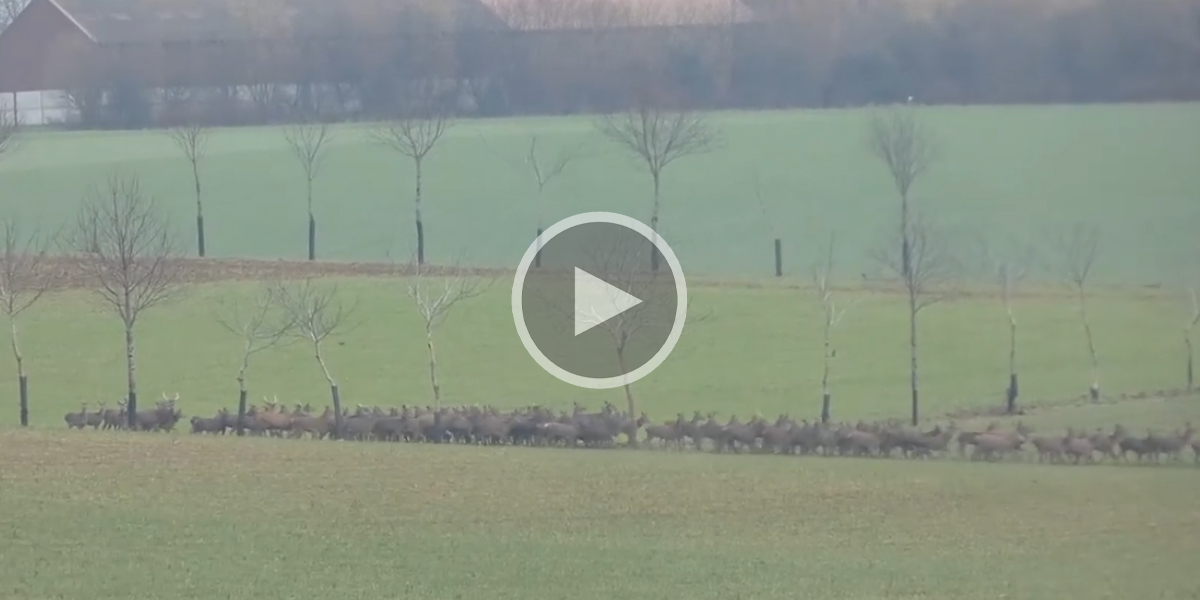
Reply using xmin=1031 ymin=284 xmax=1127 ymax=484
xmin=63 ymin=396 xmax=1198 ymax=466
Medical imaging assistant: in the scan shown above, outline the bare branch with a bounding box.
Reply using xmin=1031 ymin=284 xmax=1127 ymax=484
xmin=370 ymin=108 xmax=453 ymax=164
xmin=407 ymin=260 xmax=494 ymax=332
xmin=813 ymin=233 xmax=865 ymax=329
xmin=870 ymin=210 xmax=960 ymax=312
xmin=166 ymin=123 xmax=208 ymax=165
xmin=869 ymin=106 xmax=937 ymax=201
xmin=595 ymin=106 xmax=720 ymax=183
xmin=269 ymin=278 xmax=352 ymax=349
xmin=406 ymin=258 xmax=495 ymax=405
xmin=213 ymin=284 xmax=298 ymax=366
xmin=0 ymin=218 xmax=56 ymax=319
xmin=69 ymin=175 xmax=183 ymax=326
xmin=1048 ymin=223 xmax=1100 ymax=289
xmin=283 ymin=121 xmax=333 ymax=185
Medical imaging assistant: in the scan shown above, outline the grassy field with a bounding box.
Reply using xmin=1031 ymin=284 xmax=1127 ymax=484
xmin=1 ymin=104 xmax=1198 ymax=283
xmin=2 ymin=103 xmax=1199 ymax=600
xmin=0 ymin=427 xmax=1197 ymax=600
xmin=6 ymin=272 xmax=1200 ymax=428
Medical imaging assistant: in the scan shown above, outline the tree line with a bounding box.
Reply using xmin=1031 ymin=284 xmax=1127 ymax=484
xmin=0 ymin=104 xmax=1197 ymax=432
xmin=28 ymin=0 xmax=1200 ymax=129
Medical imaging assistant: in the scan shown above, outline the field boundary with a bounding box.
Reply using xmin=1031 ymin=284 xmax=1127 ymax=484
xmin=32 ymin=255 xmax=1175 ymax=301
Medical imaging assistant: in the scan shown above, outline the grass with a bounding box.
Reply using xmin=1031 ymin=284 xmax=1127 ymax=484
xmin=6 ymin=275 xmax=1200 ymax=428
xmin=1 ymin=104 xmax=1198 ymax=283
xmin=0 ymin=429 xmax=1197 ymax=600
xmin=2 ymin=103 xmax=1199 ymax=600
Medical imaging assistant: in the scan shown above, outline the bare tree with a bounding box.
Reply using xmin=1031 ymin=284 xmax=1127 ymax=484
xmin=283 ymin=121 xmax=333 ymax=261
xmin=595 ymin=104 xmax=720 ymax=270
xmin=0 ymin=219 xmax=56 ymax=426
xmin=166 ymin=124 xmax=210 ymax=257
xmin=976 ymin=238 xmax=1036 ymax=413
xmin=1185 ymin=288 xmax=1199 ymax=391
xmin=371 ymin=105 xmax=454 ymax=265
xmin=213 ymin=285 xmax=297 ymax=435
xmin=405 ymin=262 xmax=492 ymax=406
xmin=867 ymin=106 xmax=944 ymax=426
xmin=478 ymin=133 xmax=586 ymax=262
xmin=1049 ymin=223 xmax=1101 ymax=401
xmin=812 ymin=233 xmax=863 ymax=423
xmin=871 ymin=211 xmax=958 ymax=425
xmin=531 ymin=227 xmax=694 ymax=422
xmin=70 ymin=176 xmax=183 ymax=427
xmin=270 ymin=279 xmax=351 ymax=437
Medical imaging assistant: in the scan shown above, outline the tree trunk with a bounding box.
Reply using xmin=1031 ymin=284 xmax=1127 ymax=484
xmin=414 ymin=161 xmax=425 ymax=265
xmin=909 ymin=294 xmax=919 ymax=426
xmin=1079 ymin=288 xmax=1100 ymax=401
xmin=426 ymin=327 xmax=441 ymax=407
xmin=307 ymin=178 xmax=316 ymax=261
xmin=308 ymin=213 xmax=316 ymax=261
xmin=534 ymin=225 xmax=544 ymax=269
xmin=329 ymin=383 xmax=342 ymax=440
xmin=193 ymin=165 xmax=205 ymax=258
xmin=649 ymin=173 xmax=661 ymax=272
xmin=618 ymin=349 xmax=636 ymax=417
xmin=774 ymin=238 xmax=783 ymax=277
xmin=821 ymin=322 xmax=832 ymax=423
xmin=236 ymin=375 xmax=248 ymax=436
xmin=124 ymin=324 xmax=138 ymax=428
xmin=196 ymin=214 xmax=205 ymax=258
xmin=10 ymin=320 xmax=29 ymax=426
xmin=1006 ymin=314 xmax=1019 ymax=413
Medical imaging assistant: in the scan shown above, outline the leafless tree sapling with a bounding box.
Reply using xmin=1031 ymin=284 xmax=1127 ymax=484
xmin=214 ymin=286 xmax=297 ymax=435
xmin=478 ymin=133 xmax=585 ymax=265
xmin=166 ymin=123 xmax=209 ymax=257
xmin=0 ymin=219 xmax=56 ymax=426
xmin=976 ymin=238 xmax=1035 ymax=413
xmin=1183 ymin=288 xmax=1198 ymax=391
xmin=871 ymin=211 xmax=958 ymax=425
xmin=371 ymin=104 xmax=454 ymax=265
xmin=867 ymin=106 xmax=944 ymax=426
xmin=812 ymin=233 xmax=863 ymax=423
xmin=405 ymin=262 xmax=492 ymax=406
xmin=271 ymin=279 xmax=352 ymax=437
xmin=283 ymin=121 xmax=333 ymax=261
xmin=595 ymin=104 xmax=719 ymax=270
xmin=70 ymin=176 xmax=183 ymax=427
xmin=1050 ymin=223 xmax=1101 ymax=401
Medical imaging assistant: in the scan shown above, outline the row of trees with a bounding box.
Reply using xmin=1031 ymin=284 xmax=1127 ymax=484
xmin=159 ymin=95 xmax=717 ymax=267
xmin=17 ymin=0 xmax=1200 ymax=128
xmin=1 ymin=105 xmax=1196 ymax=430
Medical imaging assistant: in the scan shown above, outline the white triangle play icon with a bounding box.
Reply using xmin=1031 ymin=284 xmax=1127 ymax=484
xmin=574 ymin=267 xmax=643 ymax=336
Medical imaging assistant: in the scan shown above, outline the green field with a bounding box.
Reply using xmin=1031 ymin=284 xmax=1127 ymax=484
xmin=7 ymin=276 xmax=1200 ymax=427
xmin=2 ymin=104 xmax=1198 ymax=282
xmin=2 ymin=104 xmax=1199 ymax=600
xmin=0 ymin=425 xmax=1197 ymax=600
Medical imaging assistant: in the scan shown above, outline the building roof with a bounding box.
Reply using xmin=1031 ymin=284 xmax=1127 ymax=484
xmin=478 ymin=0 xmax=756 ymax=30
xmin=51 ymin=0 xmax=509 ymax=44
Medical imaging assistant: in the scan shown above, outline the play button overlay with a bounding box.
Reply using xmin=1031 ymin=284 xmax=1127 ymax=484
xmin=512 ymin=212 xmax=688 ymax=390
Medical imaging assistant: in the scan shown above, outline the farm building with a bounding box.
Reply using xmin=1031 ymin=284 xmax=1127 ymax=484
xmin=0 ymin=0 xmax=758 ymax=126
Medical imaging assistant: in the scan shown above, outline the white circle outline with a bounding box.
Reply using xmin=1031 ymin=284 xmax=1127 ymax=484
xmin=511 ymin=212 xmax=689 ymax=390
